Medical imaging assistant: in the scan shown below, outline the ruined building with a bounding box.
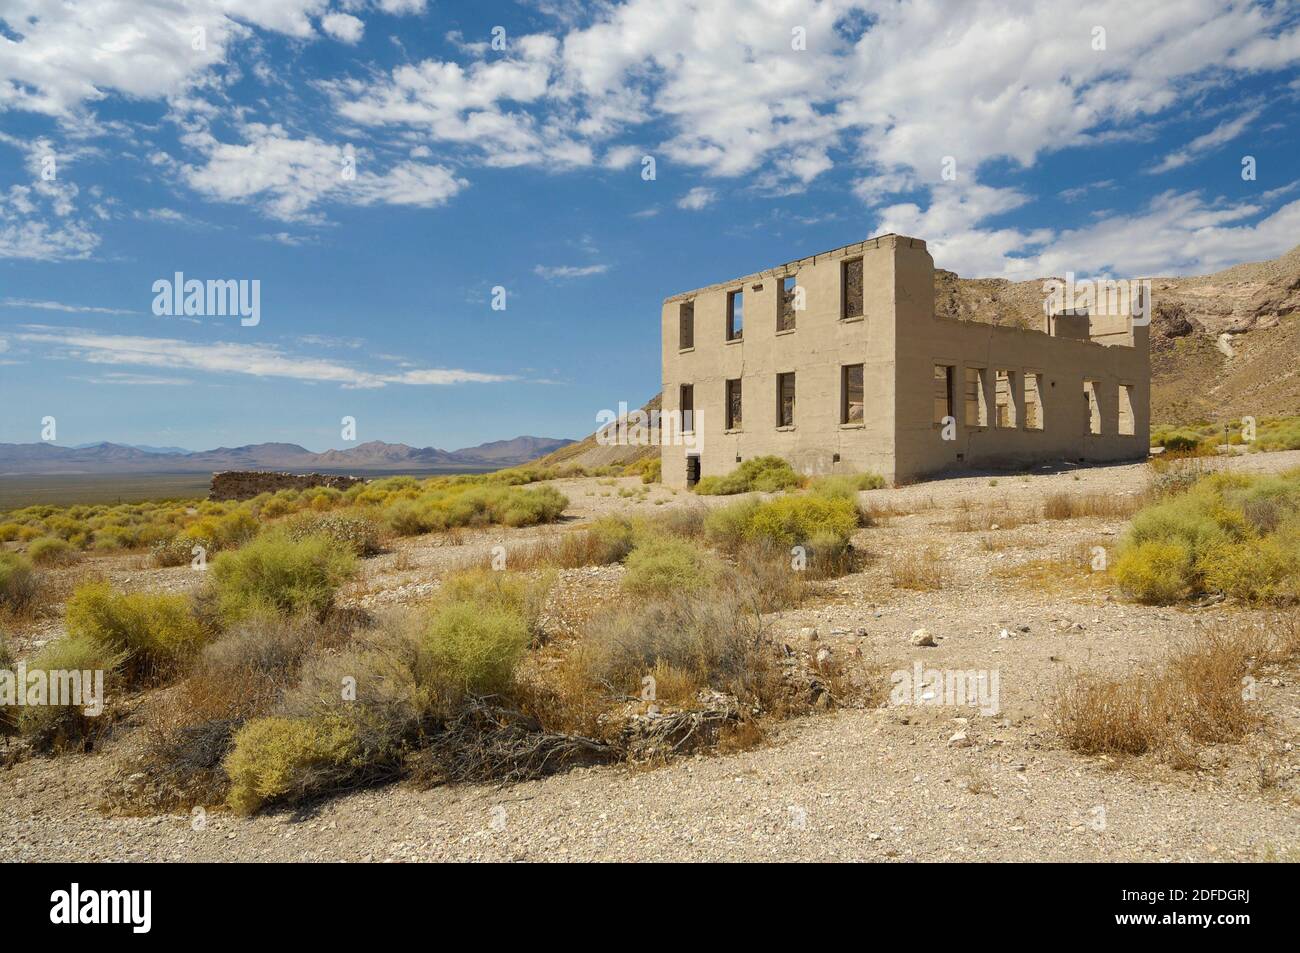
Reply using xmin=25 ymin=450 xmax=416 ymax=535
xmin=660 ymin=234 xmax=1149 ymax=488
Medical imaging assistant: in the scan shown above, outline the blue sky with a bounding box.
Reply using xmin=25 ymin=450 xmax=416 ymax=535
xmin=1 ymin=0 xmax=1298 ymax=452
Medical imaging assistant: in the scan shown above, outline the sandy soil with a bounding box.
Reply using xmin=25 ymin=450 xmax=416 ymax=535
xmin=3 ymin=452 xmax=1298 ymax=862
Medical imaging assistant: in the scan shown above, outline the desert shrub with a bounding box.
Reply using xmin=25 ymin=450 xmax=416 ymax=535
xmin=1148 ymin=457 xmax=1209 ymax=498
xmin=223 ymin=715 xmax=360 ymax=815
xmin=283 ymin=511 xmax=383 ymax=556
xmin=419 ymin=601 xmax=531 ymax=715
xmin=277 ymin=620 xmax=431 ymax=775
xmin=1199 ymin=537 xmax=1299 ymax=603
xmin=729 ymin=541 xmax=809 ymax=612
xmin=808 ymin=472 xmax=886 ymax=498
xmin=649 ymin=505 xmax=708 ymax=540
xmin=65 ymin=582 xmax=208 ymax=684
xmin=383 ymin=499 xmax=430 ymax=536
xmin=580 ymin=589 xmax=775 ymax=704
xmin=209 ymin=531 xmax=357 ymax=624
xmin=889 ymin=548 xmax=946 ymax=591
xmin=383 ymin=484 xmax=568 ymax=535
xmin=0 ymin=552 xmax=40 ymax=616
xmin=622 ymin=535 xmax=720 ymax=599
xmin=150 ymin=533 xmax=207 ymax=567
xmin=743 ymin=494 xmax=859 ymax=548
xmin=1252 ymin=416 xmax=1300 ymax=452
xmin=0 ymin=636 xmax=14 ymax=742
xmin=1112 ymin=540 xmax=1194 ymax=604
xmin=27 ymin=536 xmax=79 ymax=567
xmin=18 ymin=635 xmax=126 ymax=752
xmin=181 ymin=614 xmax=349 ymax=722
xmin=0 ymin=523 xmax=21 ymax=542
xmin=1156 ymin=430 xmax=1205 ymax=453
xmin=1055 ymin=629 xmax=1272 ymax=763
xmin=499 ymin=485 xmax=569 ymax=527
xmin=694 ymin=455 xmax=801 ymax=495
xmin=622 ymin=456 xmax=662 ymax=483
xmin=1115 ymin=471 xmax=1300 ymax=604
xmin=703 ymin=497 xmax=762 ymax=551
xmin=438 ymin=568 xmax=554 ymax=637
xmin=584 ymin=517 xmax=639 ymax=562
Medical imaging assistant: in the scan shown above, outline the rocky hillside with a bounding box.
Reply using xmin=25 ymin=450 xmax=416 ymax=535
xmin=533 ymin=394 xmax=662 ymax=470
xmin=934 ymin=243 xmax=1300 ymax=423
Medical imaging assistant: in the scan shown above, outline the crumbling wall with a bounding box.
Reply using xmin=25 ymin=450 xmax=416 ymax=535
xmin=209 ymin=471 xmax=367 ymax=501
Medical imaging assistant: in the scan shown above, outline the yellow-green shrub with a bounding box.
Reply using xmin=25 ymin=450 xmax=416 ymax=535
xmin=622 ymin=536 xmax=719 ymax=598
xmin=1113 ymin=540 xmax=1194 ymax=604
xmin=209 ymin=532 xmax=357 ymax=624
xmin=282 ymin=511 xmax=383 ymax=556
xmin=439 ymin=568 xmax=553 ymax=634
xmin=1200 ymin=537 xmax=1299 ymax=603
xmin=1116 ymin=471 xmax=1300 ymax=603
xmin=743 ymin=494 xmax=858 ymax=548
xmin=28 ymin=536 xmax=79 ymax=567
xmin=65 ymin=582 xmax=207 ymax=683
xmin=419 ymin=601 xmax=530 ymax=713
xmin=224 ymin=715 xmax=360 ymax=815
xmin=808 ymin=472 xmax=886 ymax=497
xmin=0 ymin=552 xmax=40 ymax=615
xmin=694 ymin=455 xmax=801 ymax=495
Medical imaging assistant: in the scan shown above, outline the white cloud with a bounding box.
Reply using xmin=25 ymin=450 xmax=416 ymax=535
xmin=14 ymin=326 xmax=515 ymax=389
xmin=179 ymin=124 xmax=467 ymax=220
xmin=1148 ymin=107 xmax=1263 ymax=173
xmin=0 ymin=134 xmax=101 ymax=260
xmin=676 ymin=187 xmax=717 ymax=211
xmin=321 ymin=13 xmax=365 ymax=44
xmin=894 ymin=190 xmax=1300 ymax=280
xmin=322 ymin=36 xmax=591 ymax=168
xmin=2 ymin=297 xmax=137 ymax=315
xmin=82 ymin=372 xmax=194 ymax=386
xmin=376 ymin=0 xmax=427 ymax=13
xmin=256 ymin=231 xmax=315 ymax=247
xmin=533 ymin=263 xmax=609 ymax=280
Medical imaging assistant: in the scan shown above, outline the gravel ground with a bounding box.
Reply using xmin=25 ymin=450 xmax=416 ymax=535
xmin=3 ymin=451 xmax=1299 ymax=862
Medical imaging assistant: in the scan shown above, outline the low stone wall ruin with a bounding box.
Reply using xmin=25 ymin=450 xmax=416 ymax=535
xmin=209 ymin=471 xmax=367 ymax=502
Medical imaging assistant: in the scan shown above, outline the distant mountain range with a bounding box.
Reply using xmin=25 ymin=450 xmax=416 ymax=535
xmin=0 ymin=436 xmax=575 ymax=476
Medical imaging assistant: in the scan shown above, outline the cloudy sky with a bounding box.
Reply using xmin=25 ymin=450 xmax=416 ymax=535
xmin=0 ymin=0 xmax=1297 ymax=451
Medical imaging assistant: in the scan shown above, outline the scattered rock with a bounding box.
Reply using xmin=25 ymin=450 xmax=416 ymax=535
xmin=910 ymin=628 xmax=936 ymax=647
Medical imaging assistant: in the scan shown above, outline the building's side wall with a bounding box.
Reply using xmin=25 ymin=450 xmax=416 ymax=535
xmin=659 ymin=238 xmax=901 ymax=488
xmin=891 ymin=242 xmax=1150 ymax=483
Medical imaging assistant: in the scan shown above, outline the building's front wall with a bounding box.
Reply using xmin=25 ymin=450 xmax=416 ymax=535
xmin=659 ymin=237 xmax=902 ymax=488
xmin=660 ymin=234 xmax=1151 ymax=489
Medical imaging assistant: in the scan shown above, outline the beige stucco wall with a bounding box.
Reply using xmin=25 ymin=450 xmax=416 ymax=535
xmin=660 ymin=234 xmax=1151 ymax=488
xmin=891 ymin=240 xmax=1150 ymax=482
xmin=660 ymin=236 xmax=903 ymax=488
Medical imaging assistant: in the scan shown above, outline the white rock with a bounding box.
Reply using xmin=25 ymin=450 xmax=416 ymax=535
xmin=910 ymin=628 xmax=936 ymax=647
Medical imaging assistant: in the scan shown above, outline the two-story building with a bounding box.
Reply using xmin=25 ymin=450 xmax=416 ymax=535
xmin=659 ymin=233 xmax=1150 ymax=488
